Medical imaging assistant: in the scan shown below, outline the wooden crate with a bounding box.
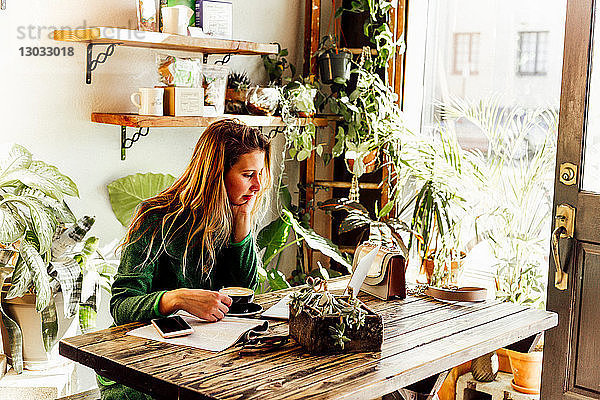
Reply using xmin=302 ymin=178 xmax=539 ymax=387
xmin=289 ymin=304 xmax=383 ymax=354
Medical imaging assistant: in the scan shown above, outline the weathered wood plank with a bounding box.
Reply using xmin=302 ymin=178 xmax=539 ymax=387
xmin=312 ymin=309 xmax=558 ymax=400
xmin=187 ymin=307 xmax=556 ymax=400
xmin=177 ymin=301 xmax=512 ymax=398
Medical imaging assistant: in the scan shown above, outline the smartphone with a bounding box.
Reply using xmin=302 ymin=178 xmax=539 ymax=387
xmin=151 ymin=315 xmax=194 ymax=338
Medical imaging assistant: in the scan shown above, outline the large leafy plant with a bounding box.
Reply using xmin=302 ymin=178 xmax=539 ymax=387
xmin=256 ymin=186 xmax=351 ymax=292
xmin=440 ymin=97 xmax=558 ymax=307
xmin=0 ymin=144 xmax=106 ymax=373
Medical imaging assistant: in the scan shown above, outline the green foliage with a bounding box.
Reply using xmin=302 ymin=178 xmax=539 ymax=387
xmin=255 ymin=186 xmax=351 ymax=292
xmin=107 ymin=172 xmax=176 ymax=226
xmin=0 ymin=144 xmax=81 ymax=374
xmin=440 ymin=96 xmax=558 ymax=308
xmin=261 ymin=45 xmax=296 ymax=86
xmin=289 ymin=277 xmax=366 ymax=349
xmin=73 ymin=237 xmax=119 ymax=333
xmin=335 ymin=0 xmax=402 ymax=68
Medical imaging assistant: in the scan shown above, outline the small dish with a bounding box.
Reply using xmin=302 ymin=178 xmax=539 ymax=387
xmin=227 ymin=303 xmax=263 ymax=317
xmin=511 ymin=379 xmax=539 ymax=395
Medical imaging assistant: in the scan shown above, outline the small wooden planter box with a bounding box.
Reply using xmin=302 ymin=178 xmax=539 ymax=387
xmin=289 ymin=303 xmax=383 ymax=355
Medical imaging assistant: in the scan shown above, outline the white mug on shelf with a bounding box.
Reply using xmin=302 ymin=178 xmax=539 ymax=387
xmin=130 ymin=88 xmax=164 ymax=116
xmin=161 ymin=5 xmax=193 ymax=35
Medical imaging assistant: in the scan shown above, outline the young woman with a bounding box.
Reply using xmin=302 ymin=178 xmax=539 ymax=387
xmin=99 ymin=119 xmax=272 ymax=400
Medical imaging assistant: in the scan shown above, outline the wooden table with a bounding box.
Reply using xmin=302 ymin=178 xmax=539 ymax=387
xmin=59 ymin=280 xmax=557 ymax=400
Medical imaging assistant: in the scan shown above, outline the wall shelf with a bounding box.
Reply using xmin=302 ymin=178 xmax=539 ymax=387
xmin=53 ymin=27 xmax=279 ymax=55
xmin=91 ymin=113 xmax=331 ymax=128
xmin=92 ymin=113 xmax=332 ymax=160
xmin=53 ymin=27 xmax=279 ymax=83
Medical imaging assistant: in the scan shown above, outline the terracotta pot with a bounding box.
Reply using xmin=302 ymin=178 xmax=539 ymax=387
xmin=225 ymin=88 xmax=248 ymax=102
xmin=0 ymin=290 xmax=75 ymax=369
xmin=507 ymin=349 xmax=543 ymax=394
xmin=496 ymin=348 xmax=512 ymax=372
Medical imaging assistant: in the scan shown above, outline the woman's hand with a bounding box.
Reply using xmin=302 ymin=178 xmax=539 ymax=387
xmin=230 ymin=195 xmax=256 ymax=243
xmin=159 ymin=289 xmax=233 ymax=322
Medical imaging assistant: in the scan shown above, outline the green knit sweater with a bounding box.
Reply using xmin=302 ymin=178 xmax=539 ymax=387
xmin=110 ymin=217 xmax=259 ymax=325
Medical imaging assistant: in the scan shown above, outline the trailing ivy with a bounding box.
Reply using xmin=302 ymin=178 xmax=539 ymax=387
xmin=335 ymin=0 xmax=401 ymax=68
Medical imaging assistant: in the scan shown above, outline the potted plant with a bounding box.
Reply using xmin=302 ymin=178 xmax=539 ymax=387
xmin=225 ymin=71 xmax=252 ymax=114
xmin=315 ymin=35 xmax=352 ymax=85
xmin=261 ymin=43 xmax=296 ymax=87
xmin=283 ymin=77 xmax=321 ymax=118
xmin=334 ymin=0 xmax=402 ymax=68
xmin=288 ymin=277 xmax=382 ymax=354
xmin=0 ymin=144 xmax=103 ymax=373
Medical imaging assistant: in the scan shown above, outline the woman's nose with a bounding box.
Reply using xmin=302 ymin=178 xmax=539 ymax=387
xmin=250 ymin=175 xmax=261 ymax=192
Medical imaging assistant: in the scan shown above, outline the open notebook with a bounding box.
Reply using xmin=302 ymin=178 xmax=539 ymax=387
xmin=127 ymin=311 xmax=268 ymax=352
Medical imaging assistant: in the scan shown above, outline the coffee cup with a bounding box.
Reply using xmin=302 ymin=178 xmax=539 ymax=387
xmin=130 ymin=88 xmax=164 ymax=116
xmin=161 ymin=5 xmax=193 ymax=35
xmin=219 ymin=287 xmax=254 ymax=304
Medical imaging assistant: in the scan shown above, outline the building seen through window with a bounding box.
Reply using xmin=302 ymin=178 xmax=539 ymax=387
xmin=517 ymin=31 xmax=549 ymax=75
xmin=453 ymin=32 xmax=480 ymax=76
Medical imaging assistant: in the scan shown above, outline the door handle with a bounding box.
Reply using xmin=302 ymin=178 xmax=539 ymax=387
xmin=551 ymin=204 xmax=575 ymax=290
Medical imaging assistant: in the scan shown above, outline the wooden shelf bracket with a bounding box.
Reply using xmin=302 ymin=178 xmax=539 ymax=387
xmin=86 ymin=43 xmax=121 ymax=84
xmin=121 ymin=126 xmax=150 ymax=160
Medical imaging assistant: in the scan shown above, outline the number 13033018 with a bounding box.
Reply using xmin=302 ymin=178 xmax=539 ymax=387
xmin=19 ymin=47 xmax=74 ymax=56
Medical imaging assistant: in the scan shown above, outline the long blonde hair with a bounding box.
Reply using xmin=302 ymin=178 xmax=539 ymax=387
xmin=123 ymin=119 xmax=272 ymax=275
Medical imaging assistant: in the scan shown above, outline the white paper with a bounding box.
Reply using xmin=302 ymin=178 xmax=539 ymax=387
xmin=346 ymin=244 xmax=380 ymax=296
xmin=261 ymin=294 xmax=292 ymax=320
xmin=127 ymin=312 xmax=267 ymax=352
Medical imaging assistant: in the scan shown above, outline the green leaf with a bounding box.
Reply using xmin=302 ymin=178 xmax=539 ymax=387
xmin=0 ymin=144 xmax=32 ymax=179
xmin=22 ymin=196 xmax=56 ymax=254
xmin=257 ymin=217 xmax=291 ymax=266
xmin=0 ymin=168 xmax=64 ymax=201
xmin=297 ymin=149 xmax=311 ymax=161
xmin=2 ymin=195 xmax=57 ymax=254
xmin=40 ymin=298 xmax=58 ymax=352
xmin=339 ymin=212 xmax=370 ymax=234
xmin=0 ymin=203 xmax=26 ymax=243
xmin=17 ymin=187 xmax=76 ymax=224
xmin=282 ymin=208 xmax=352 ymax=271
xmin=78 ymin=304 xmax=97 ymax=334
xmin=267 ymin=269 xmax=291 ymax=291
xmin=6 ymin=257 xmax=32 ymax=299
xmin=279 ymin=186 xmax=293 ymax=211
xmin=107 ymin=173 xmax=176 ymax=226
xmin=29 ymin=161 xmax=79 ymax=197
xmin=378 ymin=201 xmax=395 ymax=218
xmin=19 ymin=239 xmax=51 ymax=312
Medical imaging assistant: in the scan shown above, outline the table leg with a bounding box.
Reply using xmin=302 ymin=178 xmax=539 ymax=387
xmin=383 ymin=370 xmax=450 ymax=400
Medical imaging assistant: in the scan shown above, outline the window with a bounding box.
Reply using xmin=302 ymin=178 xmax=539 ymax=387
xmin=453 ymin=32 xmax=480 ymax=75
xmin=517 ymin=31 xmax=549 ymax=75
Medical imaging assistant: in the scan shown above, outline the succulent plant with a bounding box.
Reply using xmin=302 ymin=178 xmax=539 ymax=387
xmin=289 ymin=277 xmax=366 ymax=349
xmin=227 ymin=71 xmax=252 ymax=91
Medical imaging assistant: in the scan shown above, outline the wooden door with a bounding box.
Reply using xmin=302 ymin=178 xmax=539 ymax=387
xmin=541 ymin=0 xmax=600 ymax=398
